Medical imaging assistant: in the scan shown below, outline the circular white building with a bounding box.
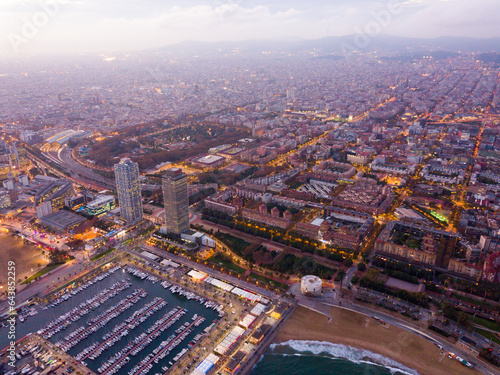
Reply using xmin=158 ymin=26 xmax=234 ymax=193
xmin=300 ymin=275 xmax=322 ymax=297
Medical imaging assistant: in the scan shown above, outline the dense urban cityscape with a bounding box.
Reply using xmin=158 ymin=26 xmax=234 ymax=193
xmin=2 ymin=4 xmax=500 ymax=375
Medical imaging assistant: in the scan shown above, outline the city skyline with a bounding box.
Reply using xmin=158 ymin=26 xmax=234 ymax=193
xmin=2 ymin=2 xmax=500 ymax=373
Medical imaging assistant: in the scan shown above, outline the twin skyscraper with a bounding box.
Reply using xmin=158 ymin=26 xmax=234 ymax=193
xmin=114 ymin=158 xmax=188 ymax=235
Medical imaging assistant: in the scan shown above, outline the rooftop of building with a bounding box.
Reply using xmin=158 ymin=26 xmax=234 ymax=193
xmin=194 ymin=154 xmax=226 ymax=165
xmin=163 ymin=167 xmax=186 ymax=179
xmin=39 ymin=210 xmax=87 ymax=227
xmin=86 ymin=195 xmax=115 ymax=209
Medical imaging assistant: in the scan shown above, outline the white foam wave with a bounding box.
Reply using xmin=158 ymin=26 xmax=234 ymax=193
xmin=274 ymin=340 xmax=420 ymax=375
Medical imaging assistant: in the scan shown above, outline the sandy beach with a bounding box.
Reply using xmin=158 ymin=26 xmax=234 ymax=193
xmin=0 ymin=231 xmax=48 ymax=287
xmin=274 ymin=305 xmax=483 ymax=375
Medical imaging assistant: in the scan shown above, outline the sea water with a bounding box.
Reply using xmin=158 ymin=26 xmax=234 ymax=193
xmin=250 ymin=340 xmax=420 ymax=375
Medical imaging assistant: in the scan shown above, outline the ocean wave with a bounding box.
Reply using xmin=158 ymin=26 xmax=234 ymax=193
xmin=272 ymin=340 xmax=420 ymax=375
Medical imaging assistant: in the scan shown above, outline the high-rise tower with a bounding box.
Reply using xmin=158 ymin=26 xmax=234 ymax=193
xmin=162 ymin=167 xmax=189 ymax=235
xmin=114 ymin=158 xmax=143 ymax=224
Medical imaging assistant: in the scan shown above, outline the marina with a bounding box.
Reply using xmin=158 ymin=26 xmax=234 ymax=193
xmin=1 ymin=263 xmax=222 ymax=375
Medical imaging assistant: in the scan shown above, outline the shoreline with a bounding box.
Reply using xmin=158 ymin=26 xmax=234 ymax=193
xmin=273 ymin=305 xmax=481 ymax=375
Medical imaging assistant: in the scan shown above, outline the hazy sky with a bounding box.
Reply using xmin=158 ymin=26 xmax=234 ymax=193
xmin=1 ymin=0 xmax=500 ymax=55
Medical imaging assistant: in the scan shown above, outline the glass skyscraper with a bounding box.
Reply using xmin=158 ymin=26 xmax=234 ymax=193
xmin=162 ymin=167 xmax=189 ymax=235
xmin=114 ymin=158 xmax=143 ymax=224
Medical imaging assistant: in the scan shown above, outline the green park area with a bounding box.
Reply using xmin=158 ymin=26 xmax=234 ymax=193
xmin=248 ymin=272 xmax=289 ymax=291
xmin=22 ymin=263 xmax=61 ymax=285
xmin=475 ymin=328 xmax=500 ymax=345
xmin=207 ymin=253 xmax=246 ymax=275
xmin=468 ymin=313 xmax=500 ymax=332
xmin=90 ymin=247 xmax=116 ymax=261
xmin=430 ymin=210 xmax=448 ymax=223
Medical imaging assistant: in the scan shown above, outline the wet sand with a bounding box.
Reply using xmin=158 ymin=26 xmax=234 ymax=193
xmin=275 ymin=305 xmax=482 ymax=375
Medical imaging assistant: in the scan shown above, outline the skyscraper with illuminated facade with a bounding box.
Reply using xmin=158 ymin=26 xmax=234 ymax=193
xmin=162 ymin=167 xmax=189 ymax=235
xmin=114 ymin=158 xmax=143 ymax=224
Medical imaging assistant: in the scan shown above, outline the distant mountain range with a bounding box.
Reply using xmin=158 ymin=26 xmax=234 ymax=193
xmin=153 ymin=35 xmax=500 ymax=57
